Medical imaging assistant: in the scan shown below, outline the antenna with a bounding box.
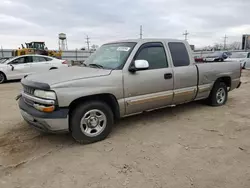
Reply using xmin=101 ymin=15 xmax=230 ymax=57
xmin=183 ymin=30 xmax=189 ymax=40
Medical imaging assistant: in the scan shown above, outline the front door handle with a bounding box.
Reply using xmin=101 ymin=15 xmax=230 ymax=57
xmin=164 ymin=73 xmax=172 ymax=79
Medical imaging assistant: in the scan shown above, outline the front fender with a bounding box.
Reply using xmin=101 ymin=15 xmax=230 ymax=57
xmin=54 ymin=86 xmax=123 ymax=107
xmin=51 ymin=71 xmax=124 ymax=107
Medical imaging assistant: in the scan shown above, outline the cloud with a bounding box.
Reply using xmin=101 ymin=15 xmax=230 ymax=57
xmin=0 ymin=0 xmax=250 ymax=49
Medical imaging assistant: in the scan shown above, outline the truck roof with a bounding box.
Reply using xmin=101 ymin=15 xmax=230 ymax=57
xmin=107 ymin=38 xmax=186 ymax=44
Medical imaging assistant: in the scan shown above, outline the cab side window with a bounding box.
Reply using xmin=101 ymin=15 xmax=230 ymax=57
xmin=134 ymin=43 xmax=168 ymax=70
xmin=168 ymin=42 xmax=190 ymax=67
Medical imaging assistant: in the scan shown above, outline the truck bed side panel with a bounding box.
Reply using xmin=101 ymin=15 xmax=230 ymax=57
xmin=195 ymin=62 xmax=241 ymax=100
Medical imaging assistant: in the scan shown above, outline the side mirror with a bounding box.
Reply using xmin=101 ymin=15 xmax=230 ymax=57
xmin=10 ymin=64 xmax=14 ymax=71
xmin=129 ymin=60 xmax=149 ymax=72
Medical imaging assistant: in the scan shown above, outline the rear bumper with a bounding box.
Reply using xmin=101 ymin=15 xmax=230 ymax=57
xmin=18 ymin=97 xmax=69 ymax=133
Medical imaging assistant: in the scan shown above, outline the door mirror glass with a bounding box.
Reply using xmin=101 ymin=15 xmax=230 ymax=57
xmin=134 ymin=60 xmax=149 ymax=70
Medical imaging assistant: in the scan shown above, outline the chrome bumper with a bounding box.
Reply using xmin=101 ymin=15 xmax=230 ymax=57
xmin=18 ymin=96 xmax=69 ymax=133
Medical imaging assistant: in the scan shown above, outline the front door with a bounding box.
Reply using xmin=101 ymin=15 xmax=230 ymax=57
xmin=123 ymin=42 xmax=174 ymax=115
xmin=7 ymin=56 xmax=33 ymax=79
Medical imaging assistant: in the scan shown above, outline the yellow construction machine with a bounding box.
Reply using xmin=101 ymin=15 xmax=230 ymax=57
xmin=12 ymin=42 xmax=62 ymax=59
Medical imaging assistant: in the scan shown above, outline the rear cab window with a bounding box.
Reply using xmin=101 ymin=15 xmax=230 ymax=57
xmin=168 ymin=42 xmax=190 ymax=67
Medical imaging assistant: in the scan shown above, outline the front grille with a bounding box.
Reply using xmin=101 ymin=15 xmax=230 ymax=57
xmin=23 ymin=85 xmax=35 ymax=95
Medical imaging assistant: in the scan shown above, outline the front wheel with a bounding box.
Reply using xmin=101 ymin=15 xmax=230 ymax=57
xmin=70 ymin=101 xmax=114 ymax=144
xmin=0 ymin=72 xmax=6 ymax=84
xmin=207 ymin=82 xmax=228 ymax=106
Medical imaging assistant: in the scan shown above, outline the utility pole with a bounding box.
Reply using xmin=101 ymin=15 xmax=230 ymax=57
xmin=223 ymin=34 xmax=228 ymax=50
xmin=86 ymin=35 xmax=90 ymax=51
xmin=183 ymin=30 xmax=189 ymax=41
xmin=1 ymin=46 xmax=3 ymax=57
xmin=140 ymin=25 xmax=143 ymax=39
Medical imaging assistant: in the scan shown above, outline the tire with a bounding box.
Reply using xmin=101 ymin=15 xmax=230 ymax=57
xmin=0 ymin=72 xmax=6 ymax=84
xmin=207 ymin=82 xmax=228 ymax=106
xmin=70 ymin=101 xmax=114 ymax=144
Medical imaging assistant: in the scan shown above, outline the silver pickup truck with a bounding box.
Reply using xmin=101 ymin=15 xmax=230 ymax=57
xmin=17 ymin=39 xmax=241 ymax=143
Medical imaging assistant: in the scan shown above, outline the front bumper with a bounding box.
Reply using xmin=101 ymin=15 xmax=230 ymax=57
xmin=19 ymin=97 xmax=69 ymax=133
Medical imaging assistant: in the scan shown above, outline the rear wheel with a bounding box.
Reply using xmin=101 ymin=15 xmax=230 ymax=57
xmin=70 ymin=101 xmax=114 ymax=144
xmin=0 ymin=72 xmax=6 ymax=84
xmin=207 ymin=82 xmax=228 ymax=106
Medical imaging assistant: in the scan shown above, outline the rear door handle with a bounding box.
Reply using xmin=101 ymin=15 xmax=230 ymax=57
xmin=164 ymin=73 xmax=172 ymax=79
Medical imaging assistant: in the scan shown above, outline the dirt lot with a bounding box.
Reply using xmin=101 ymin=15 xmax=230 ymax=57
xmin=0 ymin=72 xmax=250 ymax=188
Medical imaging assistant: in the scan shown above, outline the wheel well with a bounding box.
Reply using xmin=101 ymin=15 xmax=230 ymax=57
xmin=215 ymin=76 xmax=231 ymax=88
xmin=68 ymin=93 xmax=120 ymax=122
xmin=49 ymin=67 xmax=58 ymax=70
xmin=0 ymin=71 xmax=6 ymax=79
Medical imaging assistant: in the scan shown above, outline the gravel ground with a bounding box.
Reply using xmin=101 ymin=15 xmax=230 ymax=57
xmin=0 ymin=72 xmax=250 ymax=188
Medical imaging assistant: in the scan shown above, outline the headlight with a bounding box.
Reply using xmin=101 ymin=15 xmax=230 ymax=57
xmin=34 ymin=90 xmax=56 ymax=100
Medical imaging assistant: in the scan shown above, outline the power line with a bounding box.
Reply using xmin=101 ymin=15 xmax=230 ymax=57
xmin=183 ymin=30 xmax=189 ymax=40
xmin=140 ymin=25 xmax=143 ymax=39
xmin=223 ymin=34 xmax=228 ymax=50
xmin=86 ymin=35 xmax=90 ymax=51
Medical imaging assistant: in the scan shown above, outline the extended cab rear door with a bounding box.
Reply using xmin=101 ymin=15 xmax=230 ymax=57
xmin=123 ymin=42 xmax=174 ymax=114
xmin=167 ymin=42 xmax=198 ymax=104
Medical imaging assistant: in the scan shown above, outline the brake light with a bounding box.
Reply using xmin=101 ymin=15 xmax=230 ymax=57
xmin=62 ymin=60 xmax=68 ymax=64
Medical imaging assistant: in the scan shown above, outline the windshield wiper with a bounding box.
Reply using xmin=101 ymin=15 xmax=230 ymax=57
xmin=88 ymin=63 xmax=104 ymax=69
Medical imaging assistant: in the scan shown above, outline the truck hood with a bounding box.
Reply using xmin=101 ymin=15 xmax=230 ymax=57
xmin=25 ymin=66 xmax=112 ymax=86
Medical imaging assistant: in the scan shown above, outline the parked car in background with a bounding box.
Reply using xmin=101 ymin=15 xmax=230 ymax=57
xmin=227 ymin=52 xmax=250 ymax=69
xmin=17 ymin=39 xmax=241 ymax=144
xmin=203 ymin=51 xmax=228 ymax=62
xmin=0 ymin=55 xmax=68 ymax=84
xmin=194 ymin=55 xmax=204 ymax=63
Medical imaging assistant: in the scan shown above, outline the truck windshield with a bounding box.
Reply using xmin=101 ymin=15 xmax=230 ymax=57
xmin=85 ymin=42 xmax=136 ymax=69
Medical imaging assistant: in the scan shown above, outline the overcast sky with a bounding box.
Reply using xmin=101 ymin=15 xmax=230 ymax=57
xmin=0 ymin=0 xmax=250 ymax=49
